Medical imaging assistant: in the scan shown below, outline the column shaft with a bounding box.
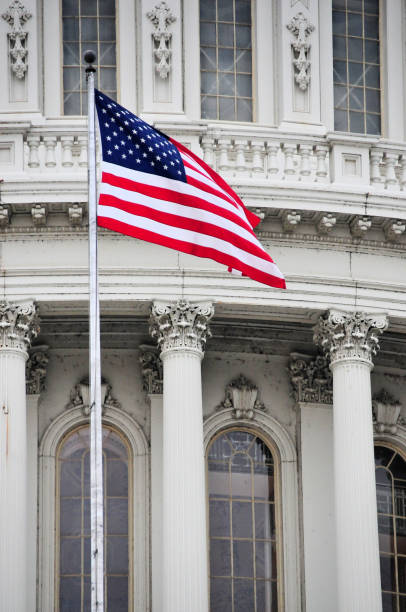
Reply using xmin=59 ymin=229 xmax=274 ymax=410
xmin=162 ymin=349 xmax=208 ymax=612
xmin=0 ymin=350 xmax=28 ymax=612
xmin=332 ymin=359 xmax=381 ymax=612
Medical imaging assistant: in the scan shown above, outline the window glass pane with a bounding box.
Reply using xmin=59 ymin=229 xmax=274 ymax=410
xmin=62 ymin=0 xmax=117 ymax=115
xmin=200 ymin=0 xmax=252 ymax=120
xmin=208 ymin=431 xmax=278 ymax=610
xmin=57 ymin=426 xmax=130 ymax=610
xmin=333 ymin=0 xmax=380 ymax=134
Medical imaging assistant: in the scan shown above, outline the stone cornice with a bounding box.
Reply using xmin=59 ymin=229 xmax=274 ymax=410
xmin=150 ymin=299 xmax=214 ymax=355
xmin=0 ymin=300 xmax=39 ymax=354
xmin=314 ymin=310 xmax=388 ymax=366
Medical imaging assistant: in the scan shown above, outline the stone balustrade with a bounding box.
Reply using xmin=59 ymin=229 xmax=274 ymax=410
xmin=10 ymin=123 xmax=406 ymax=195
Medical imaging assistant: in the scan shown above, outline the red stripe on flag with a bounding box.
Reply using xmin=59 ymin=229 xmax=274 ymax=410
xmin=98 ymin=215 xmax=286 ymax=289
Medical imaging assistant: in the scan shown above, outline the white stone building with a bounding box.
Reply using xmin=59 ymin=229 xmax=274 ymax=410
xmin=0 ymin=0 xmax=406 ymax=611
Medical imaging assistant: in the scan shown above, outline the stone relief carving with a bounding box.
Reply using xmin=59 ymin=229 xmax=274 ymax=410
xmin=314 ymin=310 xmax=388 ymax=365
xmin=26 ymin=344 xmax=49 ymax=395
xmin=139 ymin=344 xmax=163 ymax=394
xmin=287 ymin=12 xmax=314 ymax=91
xmin=0 ymin=300 xmax=39 ymax=352
xmin=217 ymin=374 xmax=265 ymax=420
xmin=373 ymin=388 xmax=403 ymax=434
xmin=66 ymin=378 xmax=121 ymax=417
xmin=288 ymin=352 xmax=332 ymax=404
xmin=147 ymin=1 xmax=176 ymax=79
xmin=2 ymin=0 xmax=32 ymax=79
xmin=150 ymin=299 xmax=214 ymax=354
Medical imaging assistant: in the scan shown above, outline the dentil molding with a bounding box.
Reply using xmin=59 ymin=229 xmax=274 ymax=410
xmin=217 ymin=374 xmax=265 ymax=420
xmin=147 ymin=1 xmax=176 ymax=79
xmin=314 ymin=310 xmax=388 ymax=365
xmin=139 ymin=344 xmax=163 ymax=394
xmin=0 ymin=300 xmax=39 ymax=353
xmin=2 ymin=0 xmax=32 ymax=79
xmin=287 ymin=12 xmax=315 ymax=91
xmin=150 ymin=299 xmax=214 ymax=355
xmin=66 ymin=378 xmax=121 ymax=416
xmin=288 ymin=352 xmax=332 ymax=404
xmin=26 ymin=344 xmax=49 ymax=395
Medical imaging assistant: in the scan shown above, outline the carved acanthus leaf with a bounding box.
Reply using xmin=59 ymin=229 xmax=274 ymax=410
xmin=26 ymin=344 xmax=49 ymax=395
xmin=314 ymin=310 xmax=388 ymax=365
xmin=150 ymin=299 xmax=214 ymax=354
xmin=0 ymin=300 xmax=39 ymax=353
xmin=288 ymin=352 xmax=332 ymax=404
xmin=287 ymin=12 xmax=314 ymax=91
xmin=217 ymin=375 xmax=265 ymax=420
xmin=66 ymin=378 xmax=121 ymax=417
xmin=373 ymin=388 xmax=403 ymax=434
xmin=147 ymin=1 xmax=176 ymax=79
xmin=139 ymin=344 xmax=163 ymax=394
xmin=2 ymin=0 xmax=32 ymax=79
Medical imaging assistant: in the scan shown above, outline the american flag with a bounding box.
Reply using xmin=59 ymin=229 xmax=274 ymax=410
xmin=95 ymin=90 xmax=286 ymax=289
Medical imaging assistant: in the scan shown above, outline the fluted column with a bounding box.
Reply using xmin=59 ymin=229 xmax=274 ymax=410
xmin=315 ymin=310 xmax=388 ymax=612
xmin=150 ymin=300 xmax=214 ymax=612
xmin=0 ymin=301 xmax=39 ymax=612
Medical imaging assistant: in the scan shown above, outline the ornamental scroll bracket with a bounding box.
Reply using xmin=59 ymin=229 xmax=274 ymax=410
xmin=288 ymin=352 xmax=332 ymax=404
xmin=139 ymin=344 xmax=163 ymax=395
xmin=147 ymin=1 xmax=176 ymax=79
xmin=26 ymin=344 xmax=49 ymax=395
xmin=217 ymin=375 xmax=266 ymax=420
xmin=66 ymin=378 xmax=121 ymax=417
xmin=373 ymin=388 xmax=404 ymax=434
xmin=287 ymin=12 xmax=314 ymax=91
xmin=2 ymin=0 xmax=32 ymax=79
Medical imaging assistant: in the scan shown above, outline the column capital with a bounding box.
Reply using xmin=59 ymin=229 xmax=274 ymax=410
xmin=150 ymin=299 xmax=214 ymax=356
xmin=314 ymin=309 xmax=388 ymax=366
xmin=26 ymin=345 xmax=49 ymax=395
xmin=0 ymin=300 xmax=39 ymax=355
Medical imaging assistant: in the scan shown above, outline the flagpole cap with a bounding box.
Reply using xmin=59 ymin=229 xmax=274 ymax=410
xmin=84 ymin=50 xmax=96 ymax=73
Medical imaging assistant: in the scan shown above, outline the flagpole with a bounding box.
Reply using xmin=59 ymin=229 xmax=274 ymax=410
xmin=85 ymin=50 xmax=104 ymax=611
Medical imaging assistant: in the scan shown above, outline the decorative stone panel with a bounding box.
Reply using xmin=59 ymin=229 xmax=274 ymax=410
xmin=217 ymin=375 xmax=265 ymax=420
xmin=373 ymin=389 xmax=403 ymax=434
xmin=147 ymin=1 xmax=176 ymax=79
xmin=286 ymin=12 xmax=314 ymax=91
xmin=2 ymin=0 xmax=32 ymax=79
xmin=66 ymin=378 xmax=121 ymax=417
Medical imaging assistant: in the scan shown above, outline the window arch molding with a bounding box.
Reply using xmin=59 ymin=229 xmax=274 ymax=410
xmin=374 ymin=430 xmax=406 ymax=456
xmin=203 ymin=407 xmax=301 ymax=612
xmin=38 ymin=404 xmax=149 ymax=612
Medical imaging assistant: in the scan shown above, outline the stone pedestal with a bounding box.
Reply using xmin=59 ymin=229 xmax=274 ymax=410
xmin=0 ymin=301 xmax=38 ymax=612
xmin=315 ymin=310 xmax=388 ymax=612
xmin=150 ymin=300 xmax=214 ymax=612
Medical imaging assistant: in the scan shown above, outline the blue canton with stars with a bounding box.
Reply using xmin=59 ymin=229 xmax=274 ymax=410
xmin=95 ymin=89 xmax=186 ymax=183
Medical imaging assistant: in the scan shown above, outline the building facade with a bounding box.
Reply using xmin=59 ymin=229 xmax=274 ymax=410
xmin=0 ymin=0 xmax=406 ymax=611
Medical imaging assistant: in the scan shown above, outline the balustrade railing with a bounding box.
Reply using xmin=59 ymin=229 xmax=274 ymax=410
xmin=15 ymin=124 xmax=406 ymax=194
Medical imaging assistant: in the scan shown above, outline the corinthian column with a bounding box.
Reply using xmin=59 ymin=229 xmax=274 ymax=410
xmin=0 ymin=301 xmax=39 ymax=612
xmin=150 ymin=299 xmax=214 ymax=612
xmin=314 ymin=310 xmax=388 ymax=612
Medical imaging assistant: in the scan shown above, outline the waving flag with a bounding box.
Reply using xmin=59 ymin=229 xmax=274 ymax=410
xmin=95 ymin=90 xmax=285 ymax=289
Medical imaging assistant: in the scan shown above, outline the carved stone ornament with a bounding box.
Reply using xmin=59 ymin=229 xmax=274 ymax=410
xmin=66 ymin=378 xmax=121 ymax=417
xmin=0 ymin=300 xmax=39 ymax=353
xmin=2 ymin=0 xmax=32 ymax=79
xmin=139 ymin=344 xmax=163 ymax=394
xmin=217 ymin=375 xmax=265 ymax=420
xmin=314 ymin=310 xmax=388 ymax=366
xmin=26 ymin=344 xmax=49 ymax=395
xmin=150 ymin=299 xmax=214 ymax=355
xmin=287 ymin=12 xmax=315 ymax=91
xmin=288 ymin=352 xmax=332 ymax=404
xmin=147 ymin=1 xmax=176 ymax=79
xmin=373 ymin=388 xmax=403 ymax=434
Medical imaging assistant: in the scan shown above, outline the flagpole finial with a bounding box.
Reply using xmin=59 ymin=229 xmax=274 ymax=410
xmin=84 ymin=49 xmax=96 ymax=73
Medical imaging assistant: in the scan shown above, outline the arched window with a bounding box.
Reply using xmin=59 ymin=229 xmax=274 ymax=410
xmin=375 ymin=444 xmax=406 ymax=611
xmin=56 ymin=425 xmax=131 ymax=611
xmin=207 ymin=429 xmax=279 ymax=611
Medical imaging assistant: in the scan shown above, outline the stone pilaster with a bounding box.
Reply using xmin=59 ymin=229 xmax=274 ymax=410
xmin=0 ymin=300 xmax=39 ymax=612
xmin=314 ymin=310 xmax=388 ymax=612
xmin=150 ymin=299 xmax=214 ymax=612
